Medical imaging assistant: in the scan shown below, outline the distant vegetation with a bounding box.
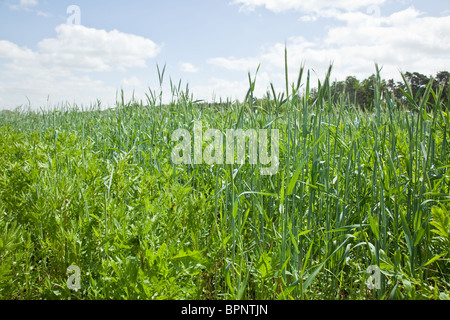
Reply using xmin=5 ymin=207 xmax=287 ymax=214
xmin=0 ymin=62 xmax=449 ymax=300
xmin=253 ymin=70 xmax=450 ymax=113
xmin=326 ymin=70 xmax=450 ymax=111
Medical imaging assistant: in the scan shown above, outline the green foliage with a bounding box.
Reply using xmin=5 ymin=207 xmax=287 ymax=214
xmin=0 ymin=62 xmax=449 ymax=300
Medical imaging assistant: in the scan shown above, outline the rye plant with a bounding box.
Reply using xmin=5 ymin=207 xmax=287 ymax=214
xmin=0 ymin=56 xmax=449 ymax=300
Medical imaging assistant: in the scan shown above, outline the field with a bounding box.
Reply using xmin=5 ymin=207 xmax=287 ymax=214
xmin=0 ymin=64 xmax=449 ymax=300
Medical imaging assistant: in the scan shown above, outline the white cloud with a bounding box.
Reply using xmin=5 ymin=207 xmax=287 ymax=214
xmin=0 ymin=72 xmax=116 ymax=110
xmin=180 ymin=62 xmax=199 ymax=73
xmin=0 ymin=24 xmax=162 ymax=109
xmin=0 ymin=40 xmax=36 ymax=61
xmin=231 ymin=0 xmax=386 ymax=14
xmin=210 ymin=7 xmax=450 ymax=86
xmin=191 ymin=72 xmax=273 ymax=102
xmin=207 ymin=56 xmax=261 ymax=71
xmin=37 ymin=24 xmax=161 ymax=72
xmin=0 ymin=24 xmax=162 ymax=75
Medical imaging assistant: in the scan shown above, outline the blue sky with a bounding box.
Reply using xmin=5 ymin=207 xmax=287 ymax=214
xmin=1 ymin=0 xmax=450 ymax=109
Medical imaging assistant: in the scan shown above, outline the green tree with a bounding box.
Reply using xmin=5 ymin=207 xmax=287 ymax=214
xmin=404 ymin=72 xmax=430 ymax=100
xmin=434 ymin=71 xmax=450 ymax=107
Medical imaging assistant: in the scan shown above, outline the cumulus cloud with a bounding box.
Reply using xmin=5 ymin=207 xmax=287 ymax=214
xmin=1 ymin=24 xmax=161 ymax=74
xmin=37 ymin=24 xmax=161 ymax=72
xmin=0 ymin=41 xmax=36 ymax=61
xmin=210 ymin=7 xmax=450 ymax=85
xmin=0 ymin=24 xmax=162 ymax=109
xmin=231 ymin=0 xmax=386 ymax=14
xmin=1 ymin=24 xmax=162 ymax=73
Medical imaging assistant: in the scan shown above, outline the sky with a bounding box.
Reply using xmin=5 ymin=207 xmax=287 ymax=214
xmin=1 ymin=0 xmax=449 ymax=110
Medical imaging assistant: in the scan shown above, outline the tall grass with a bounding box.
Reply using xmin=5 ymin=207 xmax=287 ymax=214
xmin=0 ymin=60 xmax=449 ymax=300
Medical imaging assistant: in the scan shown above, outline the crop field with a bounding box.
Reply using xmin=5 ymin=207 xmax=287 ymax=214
xmin=0 ymin=64 xmax=449 ymax=300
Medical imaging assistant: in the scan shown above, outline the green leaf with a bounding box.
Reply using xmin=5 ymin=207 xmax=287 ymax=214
xmin=232 ymin=200 xmax=239 ymax=219
xmin=413 ymin=227 xmax=425 ymax=246
xmin=302 ymin=241 xmax=314 ymax=275
xmin=303 ymin=261 xmax=325 ymax=293
xmin=389 ymin=283 xmax=399 ymax=300
xmin=431 ymin=206 xmax=449 ymax=239
xmin=298 ymin=230 xmax=312 ymax=237
xmin=257 ymin=252 xmax=272 ymax=279
xmin=169 ymin=249 xmax=204 ymax=262
xmin=289 ymin=229 xmax=299 ymax=254
xmin=302 ymin=238 xmax=349 ymax=293
xmin=287 ymin=158 xmax=307 ymax=196
xmin=287 ymin=134 xmax=323 ymax=196
xmin=369 ymin=213 xmax=380 ymax=240
xmin=423 ymin=253 xmax=446 ymax=267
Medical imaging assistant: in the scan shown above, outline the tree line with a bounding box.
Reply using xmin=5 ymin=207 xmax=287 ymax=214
xmin=251 ymin=70 xmax=449 ymax=112
xmin=326 ymin=70 xmax=450 ymax=111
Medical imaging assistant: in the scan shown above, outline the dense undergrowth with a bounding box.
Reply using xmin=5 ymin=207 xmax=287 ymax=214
xmin=0 ymin=64 xmax=449 ymax=300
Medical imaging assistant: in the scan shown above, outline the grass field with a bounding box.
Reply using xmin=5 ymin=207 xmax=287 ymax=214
xmin=0 ymin=63 xmax=449 ymax=300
